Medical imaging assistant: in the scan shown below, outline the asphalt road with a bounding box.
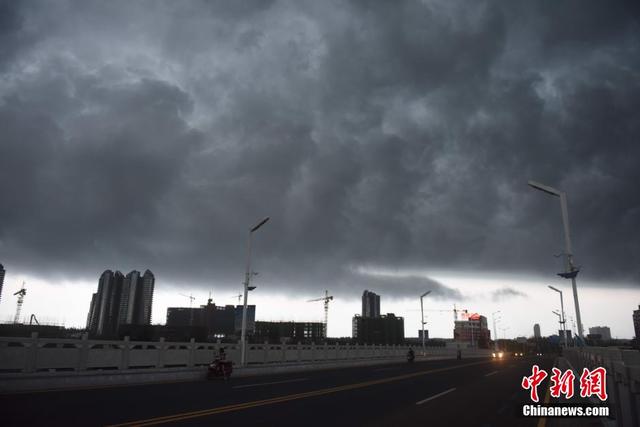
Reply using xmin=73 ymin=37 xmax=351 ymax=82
xmin=1 ymin=355 xmax=555 ymax=427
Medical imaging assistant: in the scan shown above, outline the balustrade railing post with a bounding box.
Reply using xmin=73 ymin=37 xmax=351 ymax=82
xmin=121 ymin=336 xmax=130 ymax=370
xmin=158 ymin=337 xmax=166 ymax=368
xmin=188 ymin=338 xmax=195 ymax=368
xmin=77 ymin=333 xmax=89 ymax=371
xmin=25 ymin=332 xmax=38 ymax=373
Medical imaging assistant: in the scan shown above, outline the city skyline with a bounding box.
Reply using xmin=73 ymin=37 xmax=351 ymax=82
xmin=0 ymin=268 xmax=636 ymax=340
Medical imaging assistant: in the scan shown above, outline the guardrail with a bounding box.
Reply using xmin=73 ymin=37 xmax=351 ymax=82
xmin=564 ymin=347 xmax=640 ymax=427
xmin=0 ymin=333 xmax=489 ymax=373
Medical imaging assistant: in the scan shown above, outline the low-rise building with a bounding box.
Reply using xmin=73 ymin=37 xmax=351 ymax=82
xmin=453 ymin=313 xmax=491 ymax=348
xmin=588 ymin=326 xmax=611 ymax=341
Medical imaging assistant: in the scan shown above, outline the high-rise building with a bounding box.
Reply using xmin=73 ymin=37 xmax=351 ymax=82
xmin=634 ymin=306 xmax=640 ymax=339
xmin=362 ymin=290 xmax=380 ymax=318
xmin=105 ymin=271 xmax=124 ymax=336
xmin=86 ymin=293 xmax=98 ymax=330
xmin=95 ymin=270 xmax=114 ymax=336
xmin=0 ymin=263 xmax=5 ymax=304
xmin=119 ymin=270 xmax=141 ymax=325
xmin=534 ymin=323 xmax=541 ymax=339
xmin=589 ymin=326 xmax=612 ymax=341
xmin=87 ymin=268 xmax=155 ymax=338
xmin=139 ymin=270 xmax=155 ymax=324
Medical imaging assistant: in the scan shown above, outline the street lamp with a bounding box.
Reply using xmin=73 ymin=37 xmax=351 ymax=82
xmin=240 ymin=216 xmax=270 ymax=367
xmin=552 ymin=310 xmax=563 ymax=344
xmin=501 ymin=327 xmax=510 ymax=340
xmin=420 ymin=290 xmax=431 ymax=355
xmin=548 ymin=285 xmax=567 ymax=348
xmin=528 ymin=180 xmax=584 ymax=339
xmin=492 ymin=311 xmax=501 ymax=351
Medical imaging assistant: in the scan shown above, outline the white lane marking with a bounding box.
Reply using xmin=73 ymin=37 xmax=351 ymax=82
xmin=232 ymin=378 xmax=308 ymax=389
xmin=484 ymin=371 xmax=499 ymax=377
xmin=415 ymin=387 xmax=457 ymax=405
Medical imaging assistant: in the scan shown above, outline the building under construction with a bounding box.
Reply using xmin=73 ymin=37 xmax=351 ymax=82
xmin=352 ymin=313 xmax=404 ymax=345
xmin=253 ymin=321 xmax=325 ymax=344
xmin=166 ymin=299 xmax=255 ymax=339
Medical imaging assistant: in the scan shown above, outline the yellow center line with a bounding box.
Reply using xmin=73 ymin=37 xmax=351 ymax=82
xmin=107 ymin=359 xmax=491 ymax=426
xmin=536 ymin=361 xmax=554 ymax=427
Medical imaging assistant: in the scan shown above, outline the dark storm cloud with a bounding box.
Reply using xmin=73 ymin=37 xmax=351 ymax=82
xmin=1 ymin=0 xmax=639 ymax=296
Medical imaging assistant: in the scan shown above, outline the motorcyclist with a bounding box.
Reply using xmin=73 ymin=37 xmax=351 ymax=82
xmin=212 ymin=347 xmax=230 ymax=380
xmin=407 ymin=347 xmax=415 ymax=362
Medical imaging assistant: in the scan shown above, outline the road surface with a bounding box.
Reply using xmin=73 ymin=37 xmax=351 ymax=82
xmin=1 ymin=355 xmax=555 ymax=426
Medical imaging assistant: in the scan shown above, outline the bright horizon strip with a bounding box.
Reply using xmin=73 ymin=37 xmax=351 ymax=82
xmin=0 ymin=269 xmax=636 ymax=340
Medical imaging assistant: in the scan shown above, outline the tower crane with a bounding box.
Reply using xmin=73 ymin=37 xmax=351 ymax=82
xmin=13 ymin=282 xmax=26 ymax=324
xmin=307 ymin=290 xmax=333 ymax=339
xmin=423 ymin=305 xmax=469 ymax=322
xmin=179 ymin=293 xmax=196 ymax=326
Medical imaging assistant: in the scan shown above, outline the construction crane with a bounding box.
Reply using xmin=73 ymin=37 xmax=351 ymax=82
xmin=13 ymin=282 xmax=26 ymax=324
xmin=231 ymin=294 xmax=243 ymax=304
xmin=179 ymin=293 xmax=196 ymax=326
xmin=423 ymin=305 xmax=469 ymax=322
xmin=307 ymin=290 xmax=333 ymax=339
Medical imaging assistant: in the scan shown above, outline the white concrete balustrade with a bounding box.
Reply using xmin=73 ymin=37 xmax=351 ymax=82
xmin=0 ymin=333 xmax=488 ymax=373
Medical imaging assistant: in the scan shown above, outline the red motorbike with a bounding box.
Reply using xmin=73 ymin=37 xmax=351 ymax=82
xmin=207 ymin=358 xmax=233 ymax=380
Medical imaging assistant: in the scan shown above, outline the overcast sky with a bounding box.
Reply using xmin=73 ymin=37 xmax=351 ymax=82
xmin=0 ymin=1 xmax=638 ymax=338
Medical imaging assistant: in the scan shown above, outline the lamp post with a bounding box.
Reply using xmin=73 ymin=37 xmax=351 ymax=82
xmin=420 ymin=290 xmax=431 ymax=355
xmin=501 ymin=327 xmax=510 ymax=340
xmin=548 ymin=285 xmax=568 ymax=348
xmin=569 ymin=315 xmax=577 ymax=346
xmin=492 ymin=311 xmax=501 ymax=351
xmin=240 ymin=217 xmax=270 ymax=367
xmin=528 ymin=180 xmax=584 ymax=339
xmin=552 ymin=310 xmax=563 ymax=344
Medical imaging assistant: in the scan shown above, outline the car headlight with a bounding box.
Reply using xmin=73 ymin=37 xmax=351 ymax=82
xmin=498 ymin=352 xmax=504 ymax=358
